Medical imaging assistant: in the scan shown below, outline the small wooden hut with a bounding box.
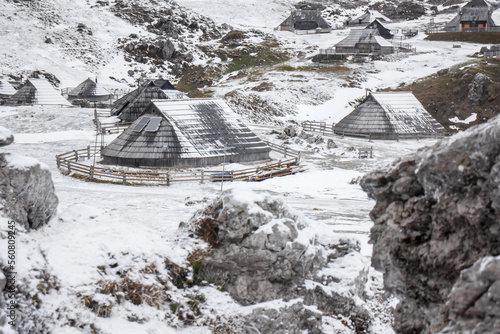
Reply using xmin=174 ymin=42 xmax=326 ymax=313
xmin=153 ymin=79 xmax=188 ymax=99
xmin=334 ymin=29 xmax=394 ymax=55
xmin=5 ymin=78 xmax=71 ymax=106
xmin=0 ymin=78 xmax=16 ymax=99
xmin=445 ymin=0 xmax=496 ymax=32
xmin=365 ymin=19 xmax=393 ymax=39
xmin=112 ymin=81 xmax=170 ymax=122
xmin=333 ymin=92 xmax=445 ymax=140
xmin=278 ymin=10 xmax=331 ymax=33
xmin=348 ymin=10 xmax=391 ymax=27
xmin=102 ymin=99 xmax=271 ymax=168
xmin=67 ymin=78 xmax=112 ymax=103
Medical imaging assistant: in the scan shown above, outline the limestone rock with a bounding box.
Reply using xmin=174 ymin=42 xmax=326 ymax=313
xmin=0 ymin=126 xmax=14 ymax=147
xmin=190 ymin=190 xmax=325 ymax=305
xmin=442 ymin=255 xmax=500 ymax=333
xmin=361 ymin=115 xmax=500 ymax=333
xmin=161 ymin=39 xmax=175 ymax=60
xmin=187 ymin=190 xmax=373 ymax=332
xmin=467 ymin=72 xmax=490 ymax=102
xmin=0 ymin=153 xmax=58 ymax=229
xmin=239 ymin=302 xmax=323 ymax=334
xmin=327 ymin=139 xmax=338 ymax=149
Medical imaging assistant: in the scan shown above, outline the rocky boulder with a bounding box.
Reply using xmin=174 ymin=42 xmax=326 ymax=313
xmin=443 ymin=255 xmax=500 ymax=333
xmin=0 ymin=152 xmax=58 ymax=229
xmin=187 ymin=189 xmax=374 ymax=333
xmin=189 ymin=190 xmax=325 ymax=305
xmin=240 ymin=302 xmax=323 ymax=334
xmin=467 ymin=72 xmax=490 ymax=102
xmin=0 ymin=126 xmax=14 ymax=147
xmin=361 ymin=115 xmax=500 ymax=333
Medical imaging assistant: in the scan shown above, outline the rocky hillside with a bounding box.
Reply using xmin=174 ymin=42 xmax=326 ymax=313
xmin=361 ymin=115 xmax=500 ymax=333
xmin=394 ymin=58 xmax=500 ymax=131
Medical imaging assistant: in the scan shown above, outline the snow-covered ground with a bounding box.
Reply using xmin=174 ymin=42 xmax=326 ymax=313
xmin=1 ymin=0 xmax=497 ymax=332
xmin=0 ymin=100 xmax=433 ymax=333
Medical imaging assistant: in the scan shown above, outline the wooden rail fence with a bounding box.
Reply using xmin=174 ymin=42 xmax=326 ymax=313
xmin=302 ymin=121 xmax=336 ymax=137
xmin=301 ymin=120 xmax=447 ymax=141
xmin=56 ymin=146 xmax=305 ymax=186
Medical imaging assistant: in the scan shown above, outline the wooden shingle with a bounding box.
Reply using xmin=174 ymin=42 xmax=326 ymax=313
xmin=102 ymin=99 xmax=271 ymax=167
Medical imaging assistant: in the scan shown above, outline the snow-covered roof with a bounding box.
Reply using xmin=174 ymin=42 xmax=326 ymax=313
xmin=335 ymin=29 xmax=394 ymax=48
xmin=278 ymin=10 xmax=331 ymax=30
xmin=102 ymin=99 xmax=271 ymax=167
xmin=0 ymin=78 xmax=16 ymax=96
xmin=31 ymin=79 xmax=72 ymax=106
xmin=68 ymin=78 xmax=112 ymax=101
xmin=5 ymin=78 xmax=71 ymax=106
xmin=112 ymin=82 xmax=169 ymax=122
xmin=348 ymin=10 xmax=391 ymax=27
xmin=334 ymin=92 xmax=445 ymax=139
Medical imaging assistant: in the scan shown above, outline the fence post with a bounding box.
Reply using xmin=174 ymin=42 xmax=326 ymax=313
xmin=200 ymin=170 xmax=204 ymax=184
xmin=89 ymin=165 xmax=94 ymax=181
xmin=284 ymin=147 xmax=288 ymax=158
xmin=56 ymin=156 xmax=60 ymax=168
xmin=74 ymin=150 xmax=79 ymax=162
xmin=87 ymin=146 xmax=91 ymax=158
xmin=122 ymin=175 xmax=126 ymax=184
xmin=68 ymin=162 xmax=71 ymax=174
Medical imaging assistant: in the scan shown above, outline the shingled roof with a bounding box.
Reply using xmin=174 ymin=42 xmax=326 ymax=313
xmin=68 ymin=78 xmax=112 ymax=102
xmin=445 ymin=0 xmax=496 ymax=31
xmin=112 ymin=81 xmax=169 ymax=122
xmin=0 ymin=78 xmax=16 ymax=98
xmin=278 ymin=10 xmax=331 ymax=31
xmin=365 ymin=19 xmax=393 ymax=39
xmin=5 ymin=78 xmax=71 ymax=106
xmin=102 ymin=99 xmax=271 ymax=167
xmin=348 ymin=10 xmax=391 ymax=27
xmin=334 ymin=92 xmax=446 ymax=140
xmin=334 ymin=29 xmax=394 ymax=54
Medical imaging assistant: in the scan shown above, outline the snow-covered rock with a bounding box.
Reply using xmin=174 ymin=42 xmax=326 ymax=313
xmin=443 ymin=255 xmax=500 ymax=333
xmin=0 ymin=153 xmax=58 ymax=229
xmin=188 ymin=189 xmax=373 ymax=332
xmin=361 ymin=114 xmax=500 ymax=334
xmin=189 ymin=189 xmax=325 ymax=305
xmin=0 ymin=126 xmax=13 ymax=147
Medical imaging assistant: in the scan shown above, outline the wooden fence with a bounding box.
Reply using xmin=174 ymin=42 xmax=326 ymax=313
xmin=301 ymin=121 xmax=447 ymax=140
xmin=56 ymin=146 xmax=305 ymax=186
xmin=93 ymin=109 xmax=130 ymax=134
xmin=302 ymin=121 xmax=336 ymax=137
xmin=263 ymin=140 xmax=302 ymax=158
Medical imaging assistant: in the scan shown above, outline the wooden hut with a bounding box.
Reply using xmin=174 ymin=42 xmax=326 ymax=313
xmin=445 ymin=0 xmax=496 ymax=32
xmin=365 ymin=19 xmax=393 ymax=39
xmin=0 ymin=78 xmax=16 ymax=99
xmin=334 ymin=92 xmax=445 ymax=140
xmin=102 ymin=99 xmax=271 ymax=168
xmin=5 ymin=78 xmax=71 ymax=106
xmin=334 ymin=29 xmax=394 ymax=55
xmin=278 ymin=10 xmax=331 ymax=33
xmin=112 ymin=81 xmax=170 ymax=122
xmin=67 ymin=78 xmax=112 ymax=103
xmin=348 ymin=10 xmax=391 ymax=27
xmin=153 ymin=79 xmax=188 ymax=99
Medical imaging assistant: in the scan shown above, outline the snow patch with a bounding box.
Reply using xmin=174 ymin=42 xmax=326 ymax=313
xmin=4 ymin=152 xmax=49 ymax=170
